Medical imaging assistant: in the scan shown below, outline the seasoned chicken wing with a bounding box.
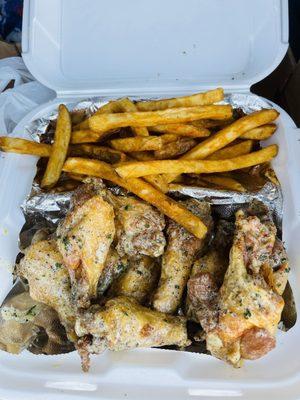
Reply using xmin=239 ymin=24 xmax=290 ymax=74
xmin=206 ymin=210 xmax=286 ymax=366
xmin=17 ymin=240 xmax=76 ymax=339
xmin=97 ymin=248 xmax=129 ymax=295
xmin=68 ymin=180 xmax=166 ymax=259
xmin=109 ymin=256 xmax=160 ymax=304
xmin=111 ymin=195 xmax=166 ymax=258
xmin=153 ymin=200 xmax=212 ymax=314
xmin=57 ymin=195 xmax=115 ymax=308
xmin=186 ymin=219 xmax=234 ymax=326
xmin=75 ymin=296 xmax=190 ymax=369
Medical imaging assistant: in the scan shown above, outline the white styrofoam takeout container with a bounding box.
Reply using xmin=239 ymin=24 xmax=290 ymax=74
xmin=0 ymin=0 xmax=300 ymax=399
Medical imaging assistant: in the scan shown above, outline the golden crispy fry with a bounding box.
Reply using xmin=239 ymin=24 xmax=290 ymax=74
xmin=154 ymin=138 xmax=197 ymax=159
xmin=41 ymin=104 xmax=72 ymax=189
xmin=70 ymin=144 xmax=126 ymax=164
xmin=164 ymin=109 xmax=279 ymax=183
xmin=115 ymin=145 xmax=278 ymax=178
xmin=136 ymin=88 xmax=224 ymax=111
xmin=117 ymin=98 xmax=149 ymax=137
xmin=191 ymin=118 xmax=233 ymax=129
xmin=0 ymin=137 xmax=51 ymax=157
xmin=143 ymin=174 xmax=169 ymax=193
xmin=71 ymin=129 xmax=114 ymax=144
xmin=200 ymin=175 xmax=246 ymax=192
xmin=0 ymin=138 xmax=126 ymax=166
xmin=74 ymin=99 xmax=126 ymax=130
xmin=62 ymin=158 xmax=208 ymax=239
xmin=150 ymin=124 xmax=210 ymax=138
xmin=241 ymin=124 xmax=277 ymax=140
xmin=130 ymin=152 xmax=169 ymax=192
xmin=130 ymin=151 xmax=154 ymax=161
xmin=88 ymin=105 xmax=233 ymax=133
xmin=71 ymin=110 xmax=86 ymax=126
xmin=206 ymin=140 xmax=253 ymax=160
xmin=110 ymin=134 xmax=176 ymax=152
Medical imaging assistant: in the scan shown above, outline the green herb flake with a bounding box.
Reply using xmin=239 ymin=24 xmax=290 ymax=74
xmin=62 ymin=237 xmax=70 ymax=250
xmin=285 ymin=266 xmax=290 ymax=273
xmin=26 ymin=305 xmax=37 ymax=317
xmin=124 ymin=204 xmax=131 ymax=211
xmin=244 ymin=309 xmax=252 ymax=319
xmin=136 ymin=270 xmax=143 ymax=275
xmin=55 ymin=262 xmax=62 ymax=270
xmin=174 ymin=284 xmax=180 ymax=289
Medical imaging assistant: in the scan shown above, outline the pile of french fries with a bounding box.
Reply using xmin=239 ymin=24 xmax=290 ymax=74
xmin=0 ymin=88 xmax=280 ymax=240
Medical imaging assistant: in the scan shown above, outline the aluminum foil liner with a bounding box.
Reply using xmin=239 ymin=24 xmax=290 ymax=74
xmin=0 ymin=92 xmax=296 ymax=358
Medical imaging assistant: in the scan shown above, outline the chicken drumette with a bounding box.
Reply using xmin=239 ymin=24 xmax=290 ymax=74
xmin=153 ymin=200 xmax=212 ymax=314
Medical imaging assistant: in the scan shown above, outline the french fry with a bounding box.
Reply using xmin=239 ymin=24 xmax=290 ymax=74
xmin=154 ymin=138 xmax=197 ymax=159
xmin=136 ymin=88 xmax=224 ymax=111
xmin=88 ymin=105 xmax=233 ymax=133
xmin=0 ymin=137 xmax=51 ymax=157
xmin=71 ymin=110 xmax=86 ymax=126
xmin=130 ymin=151 xmax=154 ymax=161
xmin=115 ymin=145 xmax=278 ymax=178
xmin=117 ymin=98 xmax=149 ymax=137
xmin=69 ymin=144 xmax=126 ymax=164
xmin=71 ymin=129 xmax=114 ymax=144
xmin=205 ymin=140 xmax=253 ymax=160
xmin=143 ymin=175 xmax=169 ymax=193
xmin=200 ymin=175 xmax=246 ymax=192
xmin=41 ymin=104 xmax=72 ymax=189
xmin=191 ymin=119 xmax=233 ymax=129
xmin=164 ymin=109 xmax=279 ymax=183
xmin=149 ymin=124 xmax=210 ymax=138
xmin=74 ymin=99 xmax=126 ymax=130
xmin=0 ymin=137 xmax=127 ymax=165
xmin=110 ymin=134 xmax=176 ymax=152
xmin=62 ymin=158 xmax=208 ymax=239
xmin=130 ymin=152 xmax=168 ymax=192
xmin=240 ymin=124 xmax=277 ymax=140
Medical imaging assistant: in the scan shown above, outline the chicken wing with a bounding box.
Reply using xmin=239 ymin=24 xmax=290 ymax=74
xmin=153 ymin=200 xmax=212 ymax=314
xmin=111 ymin=195 xmax=166 ymax=258
xmin=97 ymin=248 xmax=129 ymax=295
xmin=57 ymin=195 xmax=115 ymax=308
xmin=68 ymin=180 xmax=166 ymax=259
xmin=17 ymin=240 xmax=76 ymax=339
xmin=206 ymin=210 xmax=286 ymax=366
xmin=109 ymin=256 xmax=160 ymax=304
xmin=186 ymin=219 xmax=234 ymax=325
xmin=75 ymin=296 xmax=190 ymax=368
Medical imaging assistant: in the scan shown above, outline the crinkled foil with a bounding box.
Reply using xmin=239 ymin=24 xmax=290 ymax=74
xmin=1 ymin=92 xmax=296 ymax=357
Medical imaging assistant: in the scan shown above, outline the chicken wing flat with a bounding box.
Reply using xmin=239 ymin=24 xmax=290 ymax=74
xmin=57 ymin=195 xmax=115 ymax=308
xmin=109 ymin=256 xmax=160 ymax=304
xmin=75 ymin=296 xmax=190 ymax=357
xmin=206 ymin=210 xmax=287 ymax=366
xmin=153 ymin=200 xmax=212 ymax=314
xmin=17 ymin=240 xmax=76 ymax=339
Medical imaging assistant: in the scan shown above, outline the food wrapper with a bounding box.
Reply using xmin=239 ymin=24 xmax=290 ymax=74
xmin=0 ymin=93 xmax=296 ymax=356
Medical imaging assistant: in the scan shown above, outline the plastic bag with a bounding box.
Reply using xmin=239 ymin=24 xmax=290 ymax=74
xmin=0 ymin=57 xmax=55 ymax=133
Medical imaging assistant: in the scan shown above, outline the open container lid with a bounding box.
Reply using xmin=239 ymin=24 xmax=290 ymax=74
xmin=22 ymin=0 xmax=289 ymax=97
